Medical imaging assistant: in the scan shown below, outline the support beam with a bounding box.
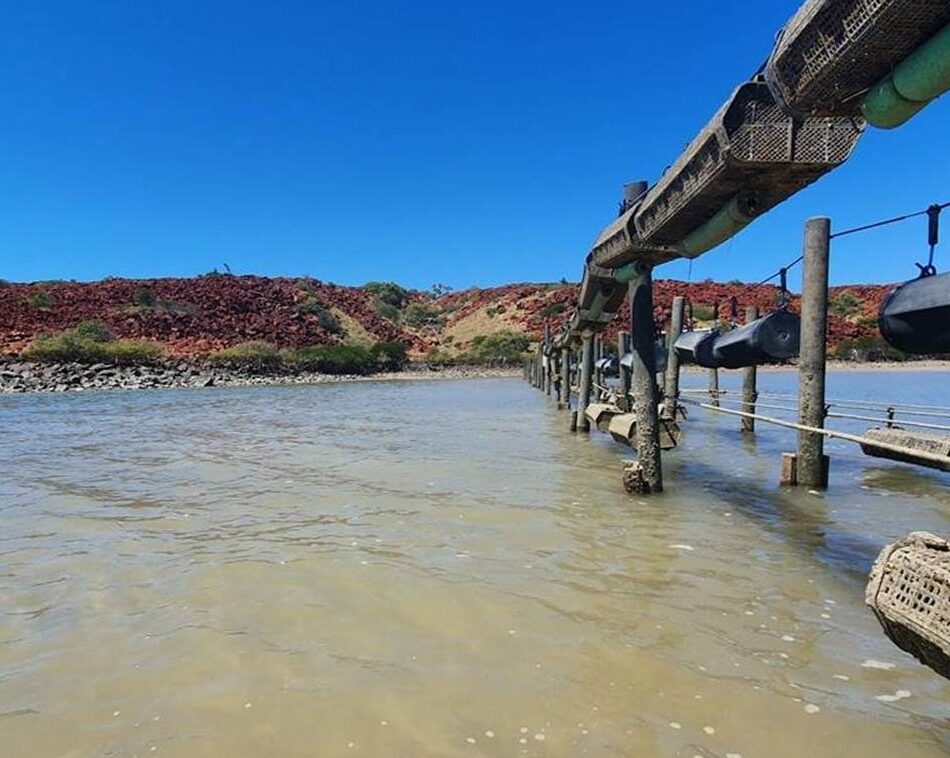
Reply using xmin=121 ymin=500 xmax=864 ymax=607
xmin=662 ymin=296 xmax=685 ymax=420
xmin=741 ymin=305 xmax=758 ymax=433
xmin=576 ymin=333 xmax=595 ymax=432
xmin=796 ymin=216 xmax=831 ymax=488
xmin=629 ymin=264 xmax=663 ymax=494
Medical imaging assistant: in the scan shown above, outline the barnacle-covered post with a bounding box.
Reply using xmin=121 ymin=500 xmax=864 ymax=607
xmin=708 ymin=303 xmax=720 ymax=407
xmin=662 ymin=296 xmax=685 ymax=420
xmin=541 ymin=322 xmax=554 ymax=396
xmin=559 ymin=344 xmax=571 ymax=410
xmin=795 ymin=216 xmax=831 ymax=487
xmin=576 ymin=331 xmax=595 ymax=432
xmin=741 ymin=305 xmax=759 ymax=432
xmin=617 ymin=330 xmax=631 ymax=398
xmin=629 ymin=262 xmax=663 ymax=493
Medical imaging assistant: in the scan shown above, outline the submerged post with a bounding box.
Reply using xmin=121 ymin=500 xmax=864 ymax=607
xmin=559 ymin=345 xmax=571 ymax=410
xmin=795 ymin=216 xmax=831 ymax=487
xmin=708 ymin=303 xmax=721 ymax=406
xmin=662 ymin=296 xmax=685 ymax=420
xmin=628 ymin=263 xmax=663 ymax=493
xmin=741 ymin=305 xmax=758 ymax=433
xmin=576 ymin=332 xmax=594 ymax=432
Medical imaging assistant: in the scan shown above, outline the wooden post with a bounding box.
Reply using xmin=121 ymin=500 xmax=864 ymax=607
xmin=708 ymin=368 xmax=719 ymax=406
xmin=662 ymin=296 xmax=685 ymax=420
xmin=795 ymin=216 xmax=831 ymax=488
xmin=543 ymin=324 xmax=552 ymax=396
xmin=741 ymin=305 xmax=758 ymax=433
xmin=576 ymin=332 xmax=594 ymax=432
xmin=559 ymin=345 xmax=571 ymax=410
xmin=629 ymin=263 xmax=663 ymax=493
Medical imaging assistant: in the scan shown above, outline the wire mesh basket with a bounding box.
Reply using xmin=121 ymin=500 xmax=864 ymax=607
xmin=634 ymin=81 xmax=861 ymax=246
xmin=766 ymin=0 xmax=950 ymax=116
xmin=866 ymin=531 xmax=950 ymax=679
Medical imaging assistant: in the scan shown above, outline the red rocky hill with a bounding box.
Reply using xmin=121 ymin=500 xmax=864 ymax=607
xmin=0 ymin=274 xmax=895 ymax=357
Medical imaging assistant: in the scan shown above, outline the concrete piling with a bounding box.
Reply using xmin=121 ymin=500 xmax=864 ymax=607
xmin=708 ymin=368 xmax=720 ymax=407
xmin=795 ymin=216 xmax=831 ymax=488
xmin=741 ymin=305 xmax=758 ymax=433
xmin=576 ymin=332 xmax=594 ymax=432
xmin=662 ymin=296 xmax=685 ymax=420
xmin=543 ymin=324 xmax=552 ymax=396
xmin=629 ymin=263 xmax=663 ymax=494
xmin=560 ymin=345 xmax=571 ymax=410
xmin=618 ymin=330 xmax=631 ymax=398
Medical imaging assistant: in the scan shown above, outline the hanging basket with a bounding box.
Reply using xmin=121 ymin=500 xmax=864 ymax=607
xmin=765 ymin=0 xmax=950 ymax=116
xmin=866 ymin=531 xmax=950 ymax=679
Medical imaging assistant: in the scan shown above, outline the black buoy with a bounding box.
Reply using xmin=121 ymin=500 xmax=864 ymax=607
xmin=620 ymin=336 xmax=668 ymax=375
xmin=673 ymin=329 xmax=721 ymax=368
xmin=595 ymin=355 xmax=619 ymax=377
xmin=879 ymin=271 xmax=950 ymax=355
xmin=712 ymin=310 xmax=801 ymax=368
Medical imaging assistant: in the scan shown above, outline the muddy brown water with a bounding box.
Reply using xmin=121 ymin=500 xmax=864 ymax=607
xmin=2 ymin=373 xmax=950 ymax=757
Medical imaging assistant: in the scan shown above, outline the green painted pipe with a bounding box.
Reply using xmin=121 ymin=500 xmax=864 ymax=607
xmin=894 ymin=22 xmax=950 ymax=102
xmin=863 ymin=22 xmax=950 ymax=129
xmin=611 ymin=262 xmax=642 ymax=284
xmin=681 ymin=195 xmax=756 ymax=258
xmin=863 ymin=78 xmax=928 ymax=129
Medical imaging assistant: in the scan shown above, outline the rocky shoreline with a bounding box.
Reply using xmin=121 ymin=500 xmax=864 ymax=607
xmin=0 ymin=360 xmax=519 ymax=394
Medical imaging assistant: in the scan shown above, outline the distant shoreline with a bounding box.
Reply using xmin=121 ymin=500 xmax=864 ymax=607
xmin=0 ymin=360 xmax=520 ymax=395
xmin=1 ymin=359 xmax=947 ymax=396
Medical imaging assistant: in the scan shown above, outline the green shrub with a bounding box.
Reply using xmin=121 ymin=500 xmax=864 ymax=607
xmin=26 ymin=291 xmax=55 ymax=309
xmin=24 ymin=326 xmax=163 ymax=364
xmin=286 ymin=344 xmax=376 ymax=374
xmin=209 ymin=341 xmax=282 ymax=371
xmin=297 ymin=297 xmax=344 ymax=335
xmin=373 ymin=300 xmax=401 ymax=321
xmin=99 ymin=340 xmax=165 ymax=364
xmin=402 ymin=302 xmax=444 ymax=328
xmin=830 ymin=290 xmax=863 ymax=319
xmin=540 ymin=302 xmax=565 ymax=318
xmin=73 ymin=320 xmax=114 ymax=342
xmin=371 ymin=341 xmax=408 ymax=371
xmin=424 ymin=347 xmax=458 ymax=365
xmin=457 ymin=331 xmax=530 ymax=365
xmin=133 ymin=286 xmax=157 ymax=308
xmin=690 ymin=304 xmax=716 ymax=322
xmin=364 ymin=281 xmax=410 ymax=309
xmin=832 ymin=336 xmax=904 ymax=362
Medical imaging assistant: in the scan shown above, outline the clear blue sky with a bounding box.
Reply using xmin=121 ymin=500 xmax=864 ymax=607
xmin=2 ymin=1 xmax=947 ymax=289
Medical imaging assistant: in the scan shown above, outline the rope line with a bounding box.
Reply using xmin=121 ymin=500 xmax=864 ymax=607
xmin=681 ymin=387 xmax=950 ymax=416
xmin=829 ymin=200 xmax=950 ymax=240
xmin=676 ymin=396 xmax=950 ymax=468
xmin=712 ymin=397 xmax=950 ymax=432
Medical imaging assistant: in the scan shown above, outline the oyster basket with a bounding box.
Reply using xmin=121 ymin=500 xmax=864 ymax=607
xmin=866 ymin=531 xmax=950 ymax=679
xmin=634 ymin=81 xmax=860 ymax=246
xmin=766 ymin=0 xmax=950 ymax=116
